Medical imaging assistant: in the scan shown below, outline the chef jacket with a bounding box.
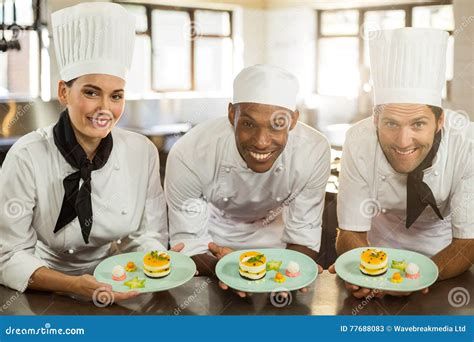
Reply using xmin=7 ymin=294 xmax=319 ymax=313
xmin=337 ymin=110 xmax=473 ymax=256
xmin=0 ymin=124 xmax=167 ymax=292
xmin=165 ymin=117 xmax=331 ymax=256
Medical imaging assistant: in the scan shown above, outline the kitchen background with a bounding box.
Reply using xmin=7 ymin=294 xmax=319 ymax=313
xmin=0 ymin=0 xmax=472 ymax=267
xmin=0 ymin=0 xmax=473 ymax=162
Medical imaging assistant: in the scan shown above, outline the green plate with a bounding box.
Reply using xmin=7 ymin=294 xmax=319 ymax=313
xmin=93 ymin=251 xmax=196 ymax=293
xmin=215 ymin=248 xmax=318 ymax=293
xmin=335 ymin=247 xmax=438 ymax=292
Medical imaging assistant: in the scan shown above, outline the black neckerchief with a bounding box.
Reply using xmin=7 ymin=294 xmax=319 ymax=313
xmin=405 ymin=130 xmax=443 ymax=228
xmin=53 ymin=109 xmax=113 ymax=243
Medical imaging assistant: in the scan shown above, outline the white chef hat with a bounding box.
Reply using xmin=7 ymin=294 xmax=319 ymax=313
xmin=233 ymin=64 xmax=299 ymax=111
xmin=52 ymin=2 xmax=136 ymax=82
xmin=369 ymin=27 xmax=448 ymax=107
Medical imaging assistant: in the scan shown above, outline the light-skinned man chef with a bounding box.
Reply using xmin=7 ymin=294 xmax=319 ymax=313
xmin=165 ymin=64 xmax=330 ymax=296
xmin=329 ymin=27 xmax=473 ymax=298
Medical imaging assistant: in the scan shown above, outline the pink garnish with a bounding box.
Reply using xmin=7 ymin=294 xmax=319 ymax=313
xmin=285 ymin=270 xmax=300 ymax=278
xmin=405 ymin=272 xmax=420 ymax=279
xmin=112 ymin=273 xmax=126 ymax=281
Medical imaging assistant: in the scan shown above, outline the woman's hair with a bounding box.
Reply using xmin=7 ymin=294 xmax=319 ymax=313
xmin=374 ymin=104 xmax=443 ymax=120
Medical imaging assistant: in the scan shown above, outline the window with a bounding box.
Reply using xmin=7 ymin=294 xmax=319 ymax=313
xmin=362 ymin=10 xmax=406 ymax=67
xmin=412 ymin=5 xmax=454 ymax=99
xmin=0 ymin=0 xmax=39 ymax=99
xmin=0 ymin=3 xmax=232 ymax=99
xmin=122 ymin=4 xmax=233 ymax=94
xmin=317 ymin=2 xmax=454 ymax=100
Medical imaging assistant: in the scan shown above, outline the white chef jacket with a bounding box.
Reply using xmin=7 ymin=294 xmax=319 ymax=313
xmin=0 ymin=124 xmax=167 ymax=292
xmin=337 ymin=110 xmax=474 ymax=257
xmin=165 ymin=117 xmax=331 ymax=256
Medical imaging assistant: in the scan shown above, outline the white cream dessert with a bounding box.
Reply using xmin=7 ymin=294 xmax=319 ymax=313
xmin=239 ymin=251 xmax=267 ymax=280
xmin=112 ymin=265 xmax=126 ymax=281
xmin=285 ymin=261 xmax=300 ymax=277
xmin=405 ymin=262 xmax=420 ymax=279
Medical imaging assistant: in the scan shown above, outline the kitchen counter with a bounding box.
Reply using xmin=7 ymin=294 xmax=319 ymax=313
xmin=1 ymin=267 xmax=472 ymax=316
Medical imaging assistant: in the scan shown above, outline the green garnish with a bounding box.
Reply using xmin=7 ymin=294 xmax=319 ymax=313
xmin=391 ymin=260 xmax=408 ymax=272
xmin=247 ymin=254 xmax=264 ymax=263
xmin=266 ymin=260 xmax=282 ymax=271
xmin=123 ymin=276 xmax=146 ymax=289
xmin=150 ymin=250 xmax=168 ymax=261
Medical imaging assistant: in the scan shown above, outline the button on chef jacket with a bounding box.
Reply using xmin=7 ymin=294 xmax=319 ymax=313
xmin=0 ymin=125 xmax=168 ymax=292
xmin=337 ymin=110 xmax=473 ymax=257
xmin=165 ymin=117 xmax=331 ymax=256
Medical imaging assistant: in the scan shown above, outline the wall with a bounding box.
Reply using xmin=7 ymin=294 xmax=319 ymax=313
xmin=452 ymin=0 xmax=474 ymax=119
xmin=264 ymin=6 xmax=316 ymax=97
xmin=40 ymin=0 xmax=474 ymax=131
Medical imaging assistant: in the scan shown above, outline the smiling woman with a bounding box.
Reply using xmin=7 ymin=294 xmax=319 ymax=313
xmin=0 ymin=2 xmax=180 ymax=303
xmin=58 ymin=75 xmax=126 ymax=159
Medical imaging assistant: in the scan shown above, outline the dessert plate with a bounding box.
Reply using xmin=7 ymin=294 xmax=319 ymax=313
xmin=215 ymin=248 xmax=318 ymax=293
xmin=335 ymin=247 xmax=438 ymax=292
xmin=93 ymin=251 xmax=196 ymax=293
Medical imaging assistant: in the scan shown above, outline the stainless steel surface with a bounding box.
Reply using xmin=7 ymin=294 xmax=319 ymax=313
xmin=121 ymin=123 xmax=192 ymax=137
xmin=1 ymin=268 xmax=472 ymax=315
xmin=0 ymin=100 xmax=62 ymax=138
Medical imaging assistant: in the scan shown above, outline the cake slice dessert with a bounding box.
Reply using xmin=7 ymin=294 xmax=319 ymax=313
xmin=359 ymin=248 xmax=388 ymax=276
xmin=239 ymin=251 xmax=266 ymax=280
xmin=143 ymin=251 xmax=171 ymax=278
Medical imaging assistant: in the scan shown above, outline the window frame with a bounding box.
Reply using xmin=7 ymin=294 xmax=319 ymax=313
xmin=316 ymin=1 xmax=454 ymax=99
xmin=0 ymin=0 xmax=42 ymax=100
xmin=122 ymin=2 xmax=233 ymax=92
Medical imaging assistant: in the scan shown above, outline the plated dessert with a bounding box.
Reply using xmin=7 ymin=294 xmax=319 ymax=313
xmin=94 ymin=251 xmax=196 ymax=293
xmin=359 ymin=248 xmax=388 ymax=276
xmin=143 ymin=251 xmax=171 ymax=278
xmin=358 ymin=249 xmax=422 ymax=283
xmin=216 ymin=248 xmax=317 ymax=293
xmin=335 ymin=247 xmax=435 ymax=293
xmin=239 ymin=251 xmax=267 ymax=280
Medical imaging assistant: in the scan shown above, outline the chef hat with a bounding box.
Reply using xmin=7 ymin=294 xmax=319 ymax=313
xmin=233 ymin=64 xmax=299 ymax=111
xmin=52 ymin=2 xmax=135 ymax=82
xmin=369 ymin=27 xmax=448 ymax=107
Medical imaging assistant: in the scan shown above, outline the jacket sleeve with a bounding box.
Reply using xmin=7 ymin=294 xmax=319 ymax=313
xmin=0 ymin=148 xmax=49 ymax=292
xmin=165 ymin=146 xmax=212 ymax=256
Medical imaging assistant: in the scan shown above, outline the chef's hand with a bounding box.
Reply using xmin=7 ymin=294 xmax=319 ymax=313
xmin=375 ymin=288 xmax=429 ymax=297
xmin=208 ymin=242 xmax=234 ymax=259
xmin=328 ymin=264 xmax=384 ymax=299
xmin=170 ymin=242 xmax=185 ymax=252
xmin=71 ymin=274 xmax=140 ymax=304
xmin=298 ymin=264 xmax=324 ymax=294
xmin=208 ymin=242 xmax=250 ymax=297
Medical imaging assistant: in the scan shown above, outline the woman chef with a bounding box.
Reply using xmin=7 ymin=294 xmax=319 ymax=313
xmin=165 ymin=65 xmax=330 ymax=295
xmin=330 ymin=28 xmax=473 ymax=298
xmin=0 ymin=2 xmax=181 ymax=302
